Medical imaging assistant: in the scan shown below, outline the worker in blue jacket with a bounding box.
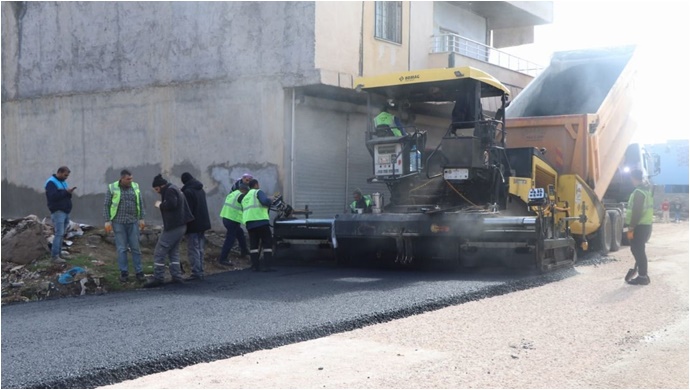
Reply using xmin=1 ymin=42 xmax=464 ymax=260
xmin=45 ymin=166 xmax=76 ymax=263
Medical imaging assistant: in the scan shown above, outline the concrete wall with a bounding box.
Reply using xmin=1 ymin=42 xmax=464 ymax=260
xmin=314 ymin=1 xmax=362 ymax=76
xmin=1 ymin=1 xmax=319 ymax=228
xmin=2 ymin=78 xmax=288 ymax=227
xmin=433 ymin=2 xmax=487 ymax=43
xmin=361 ymin=1 xmax=411 ymax=76
xmin=2 ymin=2 xmax=318 ymax=100
xmin=408 ymin=1 xmax=435 ymax=71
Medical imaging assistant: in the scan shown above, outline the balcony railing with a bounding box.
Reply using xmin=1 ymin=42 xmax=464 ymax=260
xmin=431 ymin=34 xmax=543 ymax=77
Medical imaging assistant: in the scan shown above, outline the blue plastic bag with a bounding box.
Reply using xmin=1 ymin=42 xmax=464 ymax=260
xmin=58 ymin=267 xmax=86 ymax=284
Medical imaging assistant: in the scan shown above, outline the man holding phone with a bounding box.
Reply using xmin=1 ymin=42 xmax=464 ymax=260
xmin=45 ymin=166 xmax=76 ymax=263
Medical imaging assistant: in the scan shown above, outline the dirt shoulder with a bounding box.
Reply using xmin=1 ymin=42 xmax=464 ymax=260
xmin=103 ymin=222 xmax=689 ymax=389
xmin=1 ymin=219 xmax=250 ymax=305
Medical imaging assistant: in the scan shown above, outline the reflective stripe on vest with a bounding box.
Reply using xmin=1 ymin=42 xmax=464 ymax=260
xmin=109 ymin=181 xmax=141 ymax=220
xmin=625 ymin=187 xmax=654 ymax=225
xmin=220 ymin=190 xmax=243 ymax=223
xmin=241 ymin=189 xmax=269 ymax=223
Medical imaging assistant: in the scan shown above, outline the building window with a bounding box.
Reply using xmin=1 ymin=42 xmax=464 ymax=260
xmin=375 ymin=1 xmax=402 ymax=44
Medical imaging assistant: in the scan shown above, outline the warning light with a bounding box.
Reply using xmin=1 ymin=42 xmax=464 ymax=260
xmin=430 ymin=224 xmax=450 ymax=233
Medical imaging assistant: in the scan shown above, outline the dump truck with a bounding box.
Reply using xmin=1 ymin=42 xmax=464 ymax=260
xmin=274 ymin=45 xmax=656 ymax=271
xmin=505 ymin=45 xmax=658 ymax=253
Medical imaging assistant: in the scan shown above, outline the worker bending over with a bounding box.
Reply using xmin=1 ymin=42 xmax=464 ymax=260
xmin=240 ymin=179 xmax=276 ymax=272
xmin=350 ymin=189 xmax=373 ymax=214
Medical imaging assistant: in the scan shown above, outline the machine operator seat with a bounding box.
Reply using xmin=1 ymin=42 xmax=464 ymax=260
xmin=374 ymin=124 xmax=395 ymax=138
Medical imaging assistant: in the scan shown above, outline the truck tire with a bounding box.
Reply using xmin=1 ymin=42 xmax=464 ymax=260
xmin=594 ymin=212 xmax=612 ymax=254
xmin=608 ymin=210 xmax=622 ymax=252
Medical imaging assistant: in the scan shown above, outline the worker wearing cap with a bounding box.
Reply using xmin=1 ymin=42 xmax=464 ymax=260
xmin=144 ymin=174 xmax=192 ymax=287
xmin=625 ymin=169 xmax=654 ymax=285
xmin=350 ymin=189 xmax=373 ymax=214
xmin=231 ymin=173 xmax=253 ymax=192
xmin=239 ymin=179 xmax=275 ymax=272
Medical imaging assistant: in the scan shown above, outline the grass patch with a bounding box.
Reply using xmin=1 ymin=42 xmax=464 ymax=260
xmin=66 ymin=254 xmax=156 ymax=292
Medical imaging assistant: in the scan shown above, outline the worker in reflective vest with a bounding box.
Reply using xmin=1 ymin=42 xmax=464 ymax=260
xmin=103 ymin=169 xmax=146 ymax=282
xmin=624 ymin=169 xmax=654 ymax=285
xmin=218 ymin=184 xmax=250 ymax=266
xmin=374 ymin=104 xmax=404 ymax=137
xmin=350 ymin=189 xmax=373 ymax=214
xmin=239 ymin=179 xmax=275 ymax=272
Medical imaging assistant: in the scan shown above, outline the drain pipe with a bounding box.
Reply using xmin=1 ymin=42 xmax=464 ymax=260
xmin=290 ymin=88 xmax=296 ymax=204
xmin=345 ymin=114 xmax=351 ymax=211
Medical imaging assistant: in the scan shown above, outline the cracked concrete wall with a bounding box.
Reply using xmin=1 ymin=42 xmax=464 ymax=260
xmin=1 ymin=2 xmax=318 ymax=228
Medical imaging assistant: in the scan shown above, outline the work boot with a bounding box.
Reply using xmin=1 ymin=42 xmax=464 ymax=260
xmin=119 ymin=272 xmax=129 ymax=283
xmin=250 ymin=253 xmax=260 ymax=272
xmin=624 ymin=268 xmax=637 ymax=282
xmin=135 ymin=272 xmax=146 ymax=282
xmin=627 ymin=275 xmax=650 ymax=285
xmin=184 ymin=274 xmax=204 ymax=282
xmin=51 ymin=256 xmax=67 ymax=264
xmin=218 ymin=260 xmax=234 ymax=267
xmin=261 ymin=253 xmax=276 ymax=272
xmin=143 ymin=278 xmax=164 ymax=288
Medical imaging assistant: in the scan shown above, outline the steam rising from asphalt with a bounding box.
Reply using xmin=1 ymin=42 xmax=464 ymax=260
xmin=506 ymin=46 xmax=635 ymax=118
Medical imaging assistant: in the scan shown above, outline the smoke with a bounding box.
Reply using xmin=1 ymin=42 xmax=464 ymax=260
xmin=506 ymin=46 xmax=635 ymax=118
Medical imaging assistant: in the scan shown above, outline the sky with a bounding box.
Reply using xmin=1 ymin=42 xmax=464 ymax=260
xmin=502 ymin=0 xmax=690 ymax=144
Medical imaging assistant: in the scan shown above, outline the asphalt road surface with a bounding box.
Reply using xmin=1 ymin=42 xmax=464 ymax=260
xmin=0 ymin=260 xmax=575 ymax=389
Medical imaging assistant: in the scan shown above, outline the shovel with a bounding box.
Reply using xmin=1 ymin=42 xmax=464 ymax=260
xmin=625 ymin=264 xmax=638 ymax=282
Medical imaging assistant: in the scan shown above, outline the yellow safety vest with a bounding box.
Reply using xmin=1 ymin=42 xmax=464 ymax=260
xmin=374 ymin=112 xmax=402 ymax=137
xmin=241 ymin=189 xmax=269 ymax=224
xmin=220 ymin=190 xmax=243 ymax=223
xmin=350 ymin=195 xmax=372 ymax=212
xmin=625 ymin=186 xmax=654 ymax=225
xmin=108 ymin=181 xmax=141 ymax=220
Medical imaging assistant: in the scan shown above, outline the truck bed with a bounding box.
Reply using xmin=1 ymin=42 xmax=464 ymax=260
xmin=505 ymin=46 xmax=638 ymax=200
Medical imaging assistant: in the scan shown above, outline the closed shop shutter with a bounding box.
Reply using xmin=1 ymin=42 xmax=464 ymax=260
xmin=292 ymin=99 xmax=393 ymax=217
xmin=293 ymin=103 xmax=348 ymax=218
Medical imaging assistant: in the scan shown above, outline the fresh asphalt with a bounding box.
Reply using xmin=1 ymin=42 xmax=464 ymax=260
xmin=1 ymin=258 xmax=578 ymax=389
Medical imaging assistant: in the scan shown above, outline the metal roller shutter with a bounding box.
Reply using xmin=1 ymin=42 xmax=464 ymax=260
xmin=292 ymin=100 xmax=393 ymax=217
xmin=293 ymin=104 xmax=347 ymax=218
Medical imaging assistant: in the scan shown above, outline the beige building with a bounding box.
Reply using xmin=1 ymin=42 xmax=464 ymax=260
xmin=1 ymin=1 xmax=552 ymax=226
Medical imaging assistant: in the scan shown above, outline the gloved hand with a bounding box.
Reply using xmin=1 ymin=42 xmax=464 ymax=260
xmin=104 ymin=222 xmax=113 ymax=234
xmin=626 ymin=229 xmax=634 ymax=241
xmin=139 ymin=219 xmax=145 ymax=230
